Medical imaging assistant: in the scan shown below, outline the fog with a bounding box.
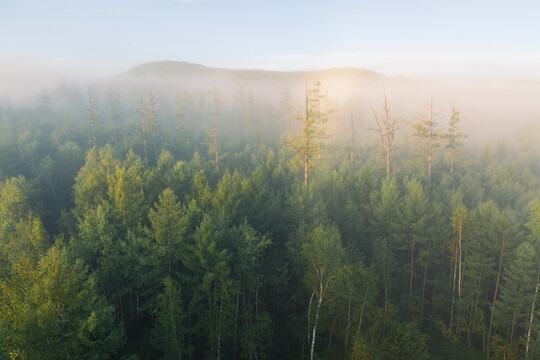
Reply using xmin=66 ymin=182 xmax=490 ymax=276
xmin=1 ymin=59 xmax=539 ymax=147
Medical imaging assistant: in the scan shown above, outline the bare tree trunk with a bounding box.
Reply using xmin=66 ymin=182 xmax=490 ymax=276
xmin=487 ymin=235 xmax=506 ymax=360
xmin=370 ymin=87 xmax=405 ymax=179
xmin=317 ymin=97 xmax=321 ymax=161
xmin=350 ymin=99 xmax=355 ymax=165
xmin=450 ymin=254 xmax=458 ymax=330
xmin=306 ymin=290 xmax=315 ymax=359
xmin=526 ymin=275 xmax=540 ymax=359
xmin=146 ymin=90 xmax=160 ymax=163
xmin=450 ymin=147 xmax=455 ymax=175
xmin=214 ymin=131 xmax=219 ymax=173
xmin=167 ymin=220 xmax=171 ymax=277
xmin=409 ymin=234 xmax=415 ymax=319
xmin=428 ymin=106 xmax=433 ymax=182
xmin=354 ymin=283 xmax=370 ymax=344
xmin=421 ymin=238 xmax=431 ymax=314
xmin=136 ymin=94 xmax=148 ymax=161
xmin=87 ymin=88 xmax=98 ymax=146
xmin=328 ymin=313 xmax=337 ymax=348
xmin=304 ymin=81 xmax=309 ymax=185
xmin=458 ymin=226 xmax=463 ymax=300
xmin=310 ymin=290 xmax=323 ymax=360
xmin=345 ymin=295 xmax=352 ymax=349
xmin=385 ymin=102 xmax=391 ymax=178
xmin=234 ymin=283 xmax=240 ymax=360
xmin=109 ymin=93 xmax=120 ymax=152
xmin=169 ymin=289 xmax=182 ymax=360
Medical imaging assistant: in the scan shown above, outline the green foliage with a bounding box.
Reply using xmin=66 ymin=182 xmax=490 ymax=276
xmin=22 ymin=247 xmax=124 ymax=359
xmin=151 ymin=276 xmax=186 ymax=360
xmin=3 ymin=83 xmax=540 ymax=360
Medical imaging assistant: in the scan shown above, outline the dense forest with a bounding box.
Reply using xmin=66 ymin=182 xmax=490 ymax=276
xmin=0 ymin=64 xmax=539 ymax=360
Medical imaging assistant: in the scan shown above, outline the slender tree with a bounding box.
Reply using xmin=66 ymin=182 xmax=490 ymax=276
xmin=108 ymin=92 xmax=120 ymax=153
xmin=301 ymin=225 xmax=345 ymax=360
xmin=450 ymin=204 xmax=467 ymax=330
xmin=370 ymin=86 xmax=405 ymax=178
xmin=86 ymin=87 xmax=99 ymax=147
xmin=152 ymin=276 xmax=186 ymax=360
xmin=349 ymin=98 xmax=355 ymax=166
xmin=445 ymin=105 xmax=467 ymax=175
xmin=413 ymin=97 xmax=443 ymax=182
xmin=135 ymin=92 xmax=148 ymax=161
xmin=146 ymin=89 xmax=160 ymax=164
xmin=287 ymin=81 xmax=326 ymax=185
xmin=148 ymin=188 xmax=185 ymax=277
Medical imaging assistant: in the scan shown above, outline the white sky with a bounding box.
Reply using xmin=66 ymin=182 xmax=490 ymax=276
xmin=1 ymin=0 xmax=539 ymax=80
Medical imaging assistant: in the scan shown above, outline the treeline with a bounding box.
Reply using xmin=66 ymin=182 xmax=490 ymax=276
xmin=0 ymin=81 xmax=539 ymax=360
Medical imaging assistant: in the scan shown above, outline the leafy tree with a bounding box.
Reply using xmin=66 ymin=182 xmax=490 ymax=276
xmin=287 ymin=81 xmax=328 ymax=185
xmin=444 ymin=105 xmax=467 ymax=175
xmin=148 ymin=188 xmax=185 ymax=277
xmin=301 ymin=225 xmax=345 ymax=360
xmin=0 ymin=177 xmax=47 ymax=276
xmin=413 ymin=97 xmax=443 ymax=182
xmin=400 ymin=178 xmax=429 ymax=316
xmin=22 ymin=246 xmax=124 ymax=359
xmin=371 ymin=178 xmax=401 ymax=315
xmin=152 ymin=276 xmax=187 ymax=360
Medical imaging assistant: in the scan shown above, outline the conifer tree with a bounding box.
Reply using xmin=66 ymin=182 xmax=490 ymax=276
xmin=445 ymin=105 xmax=467 ymax=175
xmin=413 ymin=97 xmax=443 ymax=182
xmin=287 ymin=81 xmax=327 ymax=185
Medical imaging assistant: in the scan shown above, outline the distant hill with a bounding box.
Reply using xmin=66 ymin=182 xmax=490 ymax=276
xmin=125 ymin=60 xmax=381 ymax=81
xmin=112 ymin=61 xmax=393 ymax=107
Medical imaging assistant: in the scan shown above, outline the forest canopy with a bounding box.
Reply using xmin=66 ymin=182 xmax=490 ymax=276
xmin=0 ymin=63 xmax=539 ymax=359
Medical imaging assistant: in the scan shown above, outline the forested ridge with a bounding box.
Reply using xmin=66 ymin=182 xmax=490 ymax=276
xmin=0 ymin=72 xmax=539 ymax=360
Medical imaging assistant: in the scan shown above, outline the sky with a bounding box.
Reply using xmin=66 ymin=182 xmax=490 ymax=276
xmin=1 ymin=0 xmax=540 ymax=81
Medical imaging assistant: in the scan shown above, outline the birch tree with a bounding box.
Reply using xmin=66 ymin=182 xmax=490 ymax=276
xmin=301 ymin=225 xmax=345 ymax=360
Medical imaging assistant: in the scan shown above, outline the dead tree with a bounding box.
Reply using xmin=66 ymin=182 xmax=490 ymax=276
xmin=135 ymin=93 xmax=148 ymax=161
xmin=86 ymin=87 xmax=99 ymax=147
xmin=108 ymin=92 xmax=120 ymax=152
xmin=349 ymin=98 xmax=355 ymax=166
xmin=369 ymin=86 xmax=406 ymax=178
xmin=145 ymin=89 xmax=160 ymax=163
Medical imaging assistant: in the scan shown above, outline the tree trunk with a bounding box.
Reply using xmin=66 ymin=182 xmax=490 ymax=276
xmin=304 ymin=81 xmax=309 ymax=185
xmin=421 ymin=238 xmax=431 ymax=314
xmin=136 ymin=95 xmax=148 ymax=161
xmin=385 ymin=112 xmax=391 ymax=179
xmin=169 ymin=290 xmax=182 ymax=360
xmin=310 ymin=291 xmax=323 ymax=360
xmin=350 ymin=100 xmax=354 ymax=165
xmin=428 ymin=112 xmax=433 ymax=182
xmin=167 ymin=220 xmax=171 ymax=277
xmin=409 ymin=235 xmax=415 ymax=318
xmin=214 ymin=132 xmax=219 ymax=173
xmin=306 ymin=290 xmax=315 ymax=359
xmin=487 ymin=235 xmax=505 ymax=360
xmin=458 ymin=225 xmax=463 ymax=300
xmin=526 ymin=273 xmax=539 ymax=359
xmin=451 ymin=254 xmax=458 ymax=330
xmin=345 ymin=295 xmax=352 ymax=349
xmin=354 ymin=283 xmax=370 ymax=344
xmin=450 ymin=146 xmax=454 ymax=175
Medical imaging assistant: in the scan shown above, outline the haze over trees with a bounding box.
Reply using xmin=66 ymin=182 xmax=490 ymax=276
xmin=0 ymin=61 xmax=540 ymax=359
